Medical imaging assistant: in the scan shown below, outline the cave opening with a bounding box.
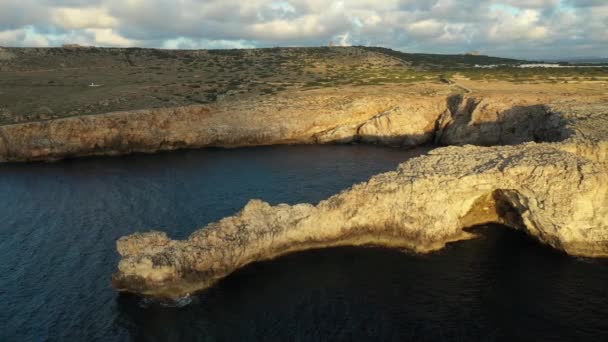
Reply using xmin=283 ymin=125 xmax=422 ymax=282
xmin=460 ymin=189 xmax=527 ymax=231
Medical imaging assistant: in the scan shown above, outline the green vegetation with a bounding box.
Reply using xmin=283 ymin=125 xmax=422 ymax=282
xmin=0 ymin=45 xmax=606 ymax=125
xmin=360 ymin=46 xmax=523 ymax=67
xmin=451 ymin=66 xmax=608 ymax=83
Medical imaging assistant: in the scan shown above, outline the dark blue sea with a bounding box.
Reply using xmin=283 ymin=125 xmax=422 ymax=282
xmin=1 ymin=145 xmax=607 ymax=341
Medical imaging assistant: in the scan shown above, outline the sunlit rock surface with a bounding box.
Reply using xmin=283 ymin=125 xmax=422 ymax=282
xmin=112 ymin=96 xmax=607 ymax=298
xmin=0 ymin=86 xmax=450 ymax=162
xmin=2 ymin=81 xmax=600 ymax=298
xmin=2 ymin=84 xmax=601 ymax=163
xmin=112 ymin=112 xmax=608 ymax=297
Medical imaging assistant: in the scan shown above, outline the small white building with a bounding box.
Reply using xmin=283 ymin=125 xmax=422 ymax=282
xmin=518 ymin=64 xmax=562 ymax=68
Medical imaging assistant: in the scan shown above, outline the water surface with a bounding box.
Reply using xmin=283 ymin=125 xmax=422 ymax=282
xmin=1 ymin=145 xmax=606 ymax=341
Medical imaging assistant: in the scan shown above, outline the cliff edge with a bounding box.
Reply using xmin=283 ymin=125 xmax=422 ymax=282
xmin=112 ymin=143 xmax=607 ymax=298
xmin=111 ymin=95 xmax=608 ymax=298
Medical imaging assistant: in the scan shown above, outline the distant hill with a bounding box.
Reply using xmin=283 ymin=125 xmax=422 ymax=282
xmin=359 ymin=46 xmax=524 ymax=68
xmin=542 ymin=57 xmax=608 ymax=65
xmin=1 ymin=45 xmax=604 ymax=125
xmin=0 ymin=45 xmax=526 ymax=71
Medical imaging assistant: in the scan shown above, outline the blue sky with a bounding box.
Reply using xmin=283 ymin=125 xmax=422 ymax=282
xmin=0 ymin=0 xmax=606 ymax=59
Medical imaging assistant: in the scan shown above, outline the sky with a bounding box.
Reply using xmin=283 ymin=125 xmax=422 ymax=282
xmin=0 ymin=0 xmax=606 ymax=59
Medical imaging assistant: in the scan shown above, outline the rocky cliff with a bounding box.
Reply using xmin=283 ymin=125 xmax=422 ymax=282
xmin=0 ymin=86 xmax=449 ymax=162
xmin=110 ymin=94 xmax=608 ymax=298
xmin=1 ymin=80 xmax=605 ymax=298
xmin=0 ymin=84 xmax=608 ymax=162
xmin=0 ymin=84 xmax=598 ymax=163
xmin=112 ymin=142 xmax=608 ymax=298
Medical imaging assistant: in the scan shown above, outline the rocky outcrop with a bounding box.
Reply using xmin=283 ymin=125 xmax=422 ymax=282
xmin=111 ymin=94 xmax=608 ymax=298
xmin=112 ymin=143 xmax=608 ymax=298
xmin=0 ymin=47 xmax=15 ymax=61
xmin=437 ymin=94 xmax=571 ymax=146
xmin=0 ymin=88 xmax=449 ymax=162
xmin=313 ymin=102 xmax=445 ymax=146
xmin=0 ymin=87 xmax=592 ymax=163
xmin=3 ymin=75 xmax=606 ymax=164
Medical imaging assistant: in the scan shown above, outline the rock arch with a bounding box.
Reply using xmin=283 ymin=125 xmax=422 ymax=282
xmin=112 ymin=143 xmax=608 ymax=298
xmin=460 ymin=189 xmax=527 ymax=231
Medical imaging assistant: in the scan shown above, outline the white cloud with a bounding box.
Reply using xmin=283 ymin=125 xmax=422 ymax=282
xmin=51 ymin=7 xmax=119 ymax=29
xmin=407 ymin=19 xmax=444 ymax=39
xmin=495 ymin=0 xmax=559 ymax=9
xmin=0 ymin=0 xmax=606 ymax=58
xmin=486 ymin=8 xmax=551 ymax=42
xmin=84 ymin=28 xmax=138 ymax=46
xmin=0 ymin=27 xmax=50 ymax=47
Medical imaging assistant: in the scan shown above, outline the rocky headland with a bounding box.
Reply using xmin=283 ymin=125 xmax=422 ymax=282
xmin=0 ymin=84 xmax=450 ymax=162
xmin=0 ymin=83 xmax=605 ymax=163
xmin=1 ymin=47 xmax=606 ymax=299
xmin=110 ymin=88 xmax=608 ymax=298
xmin=112 ymin=143 xmax=607 ymax=298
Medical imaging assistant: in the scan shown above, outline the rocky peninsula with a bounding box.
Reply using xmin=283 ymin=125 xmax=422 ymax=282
xmin=111 ymin=94 xmax=608 ymax=298
xmin=1 ymin=47 xmax=606 ymax=299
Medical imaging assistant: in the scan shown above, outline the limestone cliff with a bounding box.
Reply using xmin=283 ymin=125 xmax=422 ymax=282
xmin=110 ymin=91 xmax=608 ymax=298
xmin=1 ymin=82 xmax=605 ymax=163
xmin=2 ymin=80 xmax=605 ymax=298
xmin=436 ymin=95 xmax=570 ymax=146
xmin=0 ymin=84 xmax=581 ymax=164
xmin=0 ymin=87 xmax=448 ymax=162
xmin=112 ymin=143 xmax=608 ymax=298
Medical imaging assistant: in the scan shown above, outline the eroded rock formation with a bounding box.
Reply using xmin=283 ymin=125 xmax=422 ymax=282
xmin=0 ymin=87 xmax=449 ymax=162
xmin=0 ymin=84 xmax=584 ymax=163
xmin=1 ymin=81 xmax=604 ymax=298
xmin=112 ymin=142 xmax=608 ymax=298
xmin=2 ymin=81 xmax=603 ymax=164
xmin=104 ymin=89 xmax=608 ymax=298
xmin=437 ymin=95 xmax=571 ymax=146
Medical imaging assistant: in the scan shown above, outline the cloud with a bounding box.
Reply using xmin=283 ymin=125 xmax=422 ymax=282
xmin=84 ymin=28 xmax=138 ymax=46
xmin=0 ymin=27 xmax=50 ymax=47
xmin=50 ymin=7 xmax=119 ymax=29
xmin=0 ymin=0 xmax=606 ymax=58
xmin=563 ymin=0 xmax=606 ymax=7
xmin=496 ymin=0 xmax=559 ymax=9
xmin=407 ymin=19 xmax=444 ymax=39
xmin=486 ymin=8 xmax=552 ymax=42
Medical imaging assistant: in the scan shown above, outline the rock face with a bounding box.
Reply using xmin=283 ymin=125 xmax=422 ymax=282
xmin=2 ymin=77 xmax=606 ymax=164
xmin=102 ymin=90 xmax=608 ymax=298
xmin=437 ymin=95 xmax=571 ymax=146
xmin=0 ymin=47 xmax=15 ymax=61
xmin=2 ymin=81 xmax=603 ymax=298
xmin=0 ymin=88 xmax=449 ymax=162
xmin=112 ymin=143 xmax=608 ymax=298
xmin=357 ymin=105 xmax=440 ymax=145
xmin=0 ymin=87 xmax=592 ymax=163
xmin=313 ymin=102 xmax=445 ymax=146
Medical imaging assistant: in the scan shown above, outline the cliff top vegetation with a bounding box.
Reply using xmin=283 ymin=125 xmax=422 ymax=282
xmin=1 ymin=46 xmax=606 ymax=125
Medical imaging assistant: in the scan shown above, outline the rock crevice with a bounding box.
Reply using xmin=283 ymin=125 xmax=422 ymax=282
xmin=436 ymin=94 xmax=571 ymax=146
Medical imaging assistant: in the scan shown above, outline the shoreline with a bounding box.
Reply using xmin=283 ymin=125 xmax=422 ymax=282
xmin=1 ymin=83 xmax=600 ymax=163
xmin=1 ymin=79 xmax=605 ymax=299
xmin=112 ymin=139 xmax=608 ymax=298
